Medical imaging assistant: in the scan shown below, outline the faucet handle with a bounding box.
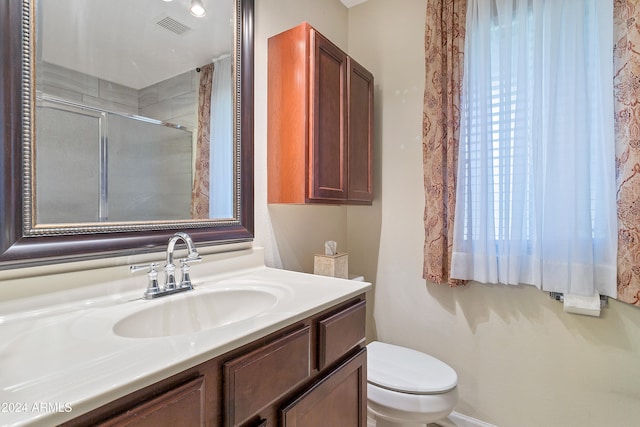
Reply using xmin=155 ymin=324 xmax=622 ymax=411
xmin=130 ymin=262 xmax=161 ymax=299
xmin=178 ymin=256 xmax=201 ymax=289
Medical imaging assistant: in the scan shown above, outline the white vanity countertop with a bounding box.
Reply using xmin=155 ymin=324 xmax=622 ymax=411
xmin=0 ymin=248 xmax=371 ymax=426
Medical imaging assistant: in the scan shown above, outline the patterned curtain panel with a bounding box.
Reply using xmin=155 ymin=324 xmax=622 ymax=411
xmin=423 ymin=0 xmax=640 ymax=305
xmin=191 ymin=63 xmax=214 ymax=219
xmin=615 ymin=1 xmax=640 ymax=306
xmin=422 ymin=0 xmax=467 ymax=286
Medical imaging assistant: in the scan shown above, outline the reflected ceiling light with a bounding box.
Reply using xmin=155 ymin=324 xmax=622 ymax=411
xmin=190 ymin=0 xmax=206 ymax=17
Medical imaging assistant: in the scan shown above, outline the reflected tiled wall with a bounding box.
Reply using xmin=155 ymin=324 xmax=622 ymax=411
xmin=139 ymin=70 xmax=198 ymax=130
xmin=39 ymin=62 xmax=198 ymax=130
xmin=36 ymin=63 xmax=196 ymax=222
xmin=39 ymin=62 xmax=140 ymax=115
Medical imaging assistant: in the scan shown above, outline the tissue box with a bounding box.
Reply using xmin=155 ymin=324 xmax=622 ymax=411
xmin=314 ymin=253 xmax=348 ymax=279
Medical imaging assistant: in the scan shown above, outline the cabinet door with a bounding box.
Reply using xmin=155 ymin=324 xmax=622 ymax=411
xmin=347 ymin=58 xmax=374 ymax=203
xmin=281 ymin=348 xmax=366 ymax=427
xmin=97 ymin=377 xmax=205 ymax=427
xmin=309 ymin=30 xmax=348 ymax=202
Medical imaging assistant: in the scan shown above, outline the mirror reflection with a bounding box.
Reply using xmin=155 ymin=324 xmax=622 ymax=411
xmin=34 ymin=0 xmax=236 ymax=225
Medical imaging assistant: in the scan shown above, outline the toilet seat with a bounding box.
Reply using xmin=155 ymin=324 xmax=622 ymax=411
xmin=367 ymin=341 xmax=457 ymax=394
xmin=366 ymin=342 xmax=458 ymax=425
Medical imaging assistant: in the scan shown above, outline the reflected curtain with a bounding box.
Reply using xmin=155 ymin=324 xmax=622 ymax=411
xmin=209 ymin=55 xmax=234 ymax=218
xmin=191 ymin=63 xmax=214 ymax=219
xmin=422 ymin=0 xmax=467 ymax=286
xmin=615 ymin=1 xmax=640 ymax=306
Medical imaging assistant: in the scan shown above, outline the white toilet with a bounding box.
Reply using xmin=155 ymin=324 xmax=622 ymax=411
xmin=367 ymin=341 xmax=458 ymax=427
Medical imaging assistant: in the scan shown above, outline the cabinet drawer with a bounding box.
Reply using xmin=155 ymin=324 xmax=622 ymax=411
xmin=98 ymin=376 xmax=205 ymax=427
xmin=318 ymin=300 xmax=366 ymax=370
xmin=224 ymin=326 xmax=311 ymax=426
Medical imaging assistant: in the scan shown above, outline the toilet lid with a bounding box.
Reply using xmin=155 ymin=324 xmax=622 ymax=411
xmin=367 ymin=341 xmax=457 ymax=395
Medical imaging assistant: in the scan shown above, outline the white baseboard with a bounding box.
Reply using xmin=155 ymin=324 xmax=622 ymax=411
xmin=368 ymin=410 xmax=496 ymax=427
xmin=443 ymin=411 xmax=498 ymax=427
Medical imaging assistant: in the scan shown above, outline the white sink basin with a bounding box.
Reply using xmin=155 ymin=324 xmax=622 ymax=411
xmin=113 ymin=288 xmax=279 ymax=338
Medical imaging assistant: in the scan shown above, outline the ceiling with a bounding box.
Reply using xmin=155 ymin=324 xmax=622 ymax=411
xmin=40 ymin=0 xmax=234 ymax=89
xmin=340 ymin=0 xmax=368 ymax=7
xmin=40 ymin=0 xmax=367 ymax=90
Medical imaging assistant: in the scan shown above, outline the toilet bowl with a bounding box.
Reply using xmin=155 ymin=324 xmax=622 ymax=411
xmin=367 ymin=341 xmax=458 ymax=427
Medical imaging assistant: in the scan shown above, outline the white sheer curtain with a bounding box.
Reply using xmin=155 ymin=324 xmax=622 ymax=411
xmin=209 ymin=55 xmax=234 ymax=218
xmin=450 ymin=0 xmax=617 ymax=297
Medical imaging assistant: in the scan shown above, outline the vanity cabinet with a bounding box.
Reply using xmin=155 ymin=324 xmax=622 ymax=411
xmin=267 ymin=22 xmax=374 ymax=205
xmin=61 ymin=296 xmax=366 ymax=427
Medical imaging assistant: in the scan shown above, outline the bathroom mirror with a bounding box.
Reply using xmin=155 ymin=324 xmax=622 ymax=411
xmin=0 ymin=0 xmax=254 ymax=267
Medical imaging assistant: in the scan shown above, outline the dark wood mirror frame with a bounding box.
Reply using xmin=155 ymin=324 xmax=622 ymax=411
xmin=0 ymin=0 xmax=254 ymax=268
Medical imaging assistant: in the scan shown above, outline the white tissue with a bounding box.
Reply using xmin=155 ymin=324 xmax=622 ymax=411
xmin=563 ymin=292 xmax=601 ymax=317
xmin=324 ymin=241 xmax=337 ymax=256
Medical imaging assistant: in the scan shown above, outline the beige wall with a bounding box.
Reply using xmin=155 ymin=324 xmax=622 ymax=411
xmin=344 ymin=1 xmax=640 ymax=426
xmin=253 ymin=0 xmax=379 ymax=339
xmin=253 ymin=0 xmax=350 ymax=272
xmin=254 ymin=0 xmax=640 ymax=426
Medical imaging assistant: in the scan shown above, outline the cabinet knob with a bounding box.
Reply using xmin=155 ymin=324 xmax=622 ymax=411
xmin=255 ymin=419 xmax=268 ymax=427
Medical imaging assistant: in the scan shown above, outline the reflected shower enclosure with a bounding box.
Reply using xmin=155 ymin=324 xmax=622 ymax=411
xmin=32 ymin=0 xmax=237 ymax=229
xmin=35 ymin=98 xmax=193 ymax=224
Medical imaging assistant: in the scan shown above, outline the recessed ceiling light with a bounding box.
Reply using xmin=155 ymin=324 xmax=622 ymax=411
xmin=190 ymin=0 xmax=206 ymax=17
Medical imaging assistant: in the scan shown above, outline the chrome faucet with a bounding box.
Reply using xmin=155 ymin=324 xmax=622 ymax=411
xmin=164 ymin=232 xmax=201 ymax=290
xmin=130 ymin=232 xmax=202 ymax=299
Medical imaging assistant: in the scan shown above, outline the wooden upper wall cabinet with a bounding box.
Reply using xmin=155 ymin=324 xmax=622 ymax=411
xmin=268 ymin=22 xmax=374 ymax=205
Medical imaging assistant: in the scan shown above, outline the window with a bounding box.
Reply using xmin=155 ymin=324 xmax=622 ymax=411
xmin=450 ymin=0 xmax=617 ymax=297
